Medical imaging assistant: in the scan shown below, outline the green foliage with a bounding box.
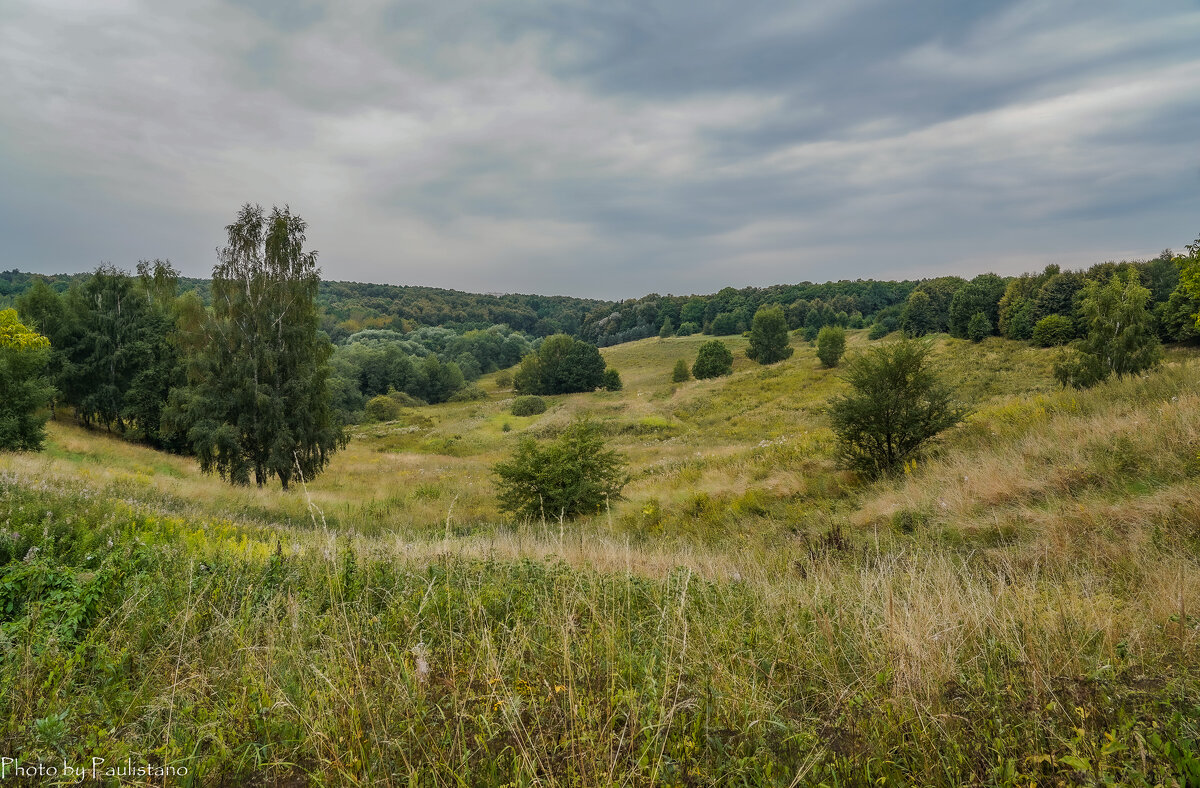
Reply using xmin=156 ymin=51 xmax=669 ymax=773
xmin=657 ymin=316 xmax=674 ymax=338
xmin=966 ymin=311 xmax=991 ymax=343
xmin=900 ymin=290 xmax=938 ymax=336
xmin=816 ymin=325 xmax=846 ymax=367
xmin=0 ymin=310 xmax=54 ymax=451
xmin=494 ymin=370 xmax=513 ymax=390
xmin=166 ymin=204 xmax=346 ymax=488
xmin=692 ymin=339 xmax=733 ymax=379
xmin=708 ymin=312 xmax=739 ymax=335
xmin=1053 ymin=271 xmax=1163 ymax=389
xmin=513 ymin=334 xmax=605 ymax=395
xmin=745 ymin=305 xmax=794 ymax=364
xmin=492 ymin=418 xmax=628 ymax=520
xmin=671 ymin=358 xmax=691 ymax=382
xmin=601 ymin=368 xmax=622 ymax=391
xmin=364 ymin=394 xmax=402 ymax=422
xmin=1031 ymin=314 xmax=1074 ymax=347
xmin=829 ymin=338 xmax=970 ymax=477
xmin=510 ymin=395 xmax=547 ymax=416
xmin=948 ymin=273 xmax=1006 ymax=338
xmin=676 ymin=321 xmax=699 ymax=336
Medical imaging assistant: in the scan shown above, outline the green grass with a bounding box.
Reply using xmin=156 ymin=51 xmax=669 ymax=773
xmin=0 ymin=332 xmax=1198 ymax=785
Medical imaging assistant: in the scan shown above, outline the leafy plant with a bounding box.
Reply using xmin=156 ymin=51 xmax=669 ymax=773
xmin=693 ymin=340 xmax=733 ymax=379
xmin=816 ymin=325 xmax=846 ymax=367
xmin=828 ymin=338 xmax=970 ymax=476
xmin=492 ymin=418 xmax=628 ymax=520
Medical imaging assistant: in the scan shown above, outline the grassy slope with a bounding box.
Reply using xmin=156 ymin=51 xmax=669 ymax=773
xmin=0 ymin=332 xmax=1198 ymax=786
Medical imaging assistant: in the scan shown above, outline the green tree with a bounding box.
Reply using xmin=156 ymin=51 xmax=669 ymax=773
xmin=828 ymin=339 xmax=970 ymax=477
xmin=0 ymin=309 xmax=55 ymax=451
xmin=746 ymin=305 xmax=794 ymax=364
xmin=692 ymin=340 xmax=733 ymax=379
xmin=658 ymin=316 xmax=674 ymax=339
xmin=708 ymin=312 xmax=739 ymax=336
xmin=513 ymin=334 xmax=605 ymax=395
xmin=948 ymin=273 xmax=1006 ymax=338
xmin=166 ymin=204 xmax=346 ymax=488
xmin=966 ymin=312 xmax=991 ymax=343
xmin=816 ymin=325 xmax=846 ymax=367
xmin=671 ymin=358 xmax=691 ymax=382
xmin=493 ymin=419 xmax=628 ymax=520
xmin=1053 ymin=270 xmax=1163 ymax=389
xmin=601 ymin=368 xmax=622 ymax=391
xmin=900 ymin=290 xmax=938 ymax=336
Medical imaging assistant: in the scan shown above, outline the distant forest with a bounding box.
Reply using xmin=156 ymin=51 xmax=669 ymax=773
xmin=2 ymin=249 xmax=1196 ymax=351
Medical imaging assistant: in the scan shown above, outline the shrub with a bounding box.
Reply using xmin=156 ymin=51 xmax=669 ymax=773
xmin=676 ymin=321 xmax=700 ymax=336
xmin=867 ymin=321 xmax=891 ymax=340
xmin=829 ymin=338 xmax=970 ymax=477
xmin=493 ymin=419 xmax=628 ymax=520
xmin=601 ymin=368 xmax=622 ymax=391
xmin=1031 ymin=314 xmax=1073 ymax=347
xmin=966 ymin=312 xmax=991 ymax=343
xmin=511 ymin=395 xmax=547 ymax=416
xmin=495 ymin=371 xmax=513 ymax=389
xmin=671 ymin=359 xmax=691 ymax=382
xmin=693 ymin=340 xmax=733 ymax=379
xmin=746 ymin=306 xmax=794 ymax=365
xmin=447 ymin=385 xmax=488 ymax=402
xmin=364 ymin=394 xmax=402 ymax=423
xmin=816 ymin=325 xmax=846 ymax=367
xmin=658 ymin=317 xmax=674 ymax=339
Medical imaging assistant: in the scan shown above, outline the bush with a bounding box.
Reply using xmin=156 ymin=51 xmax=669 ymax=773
xmin=676 ymin=321 xmax=700 ymax=336
xmin=746 ymin=306 xmax=794 ymax=365
xmin=511 ymin=396 xmax=547 ymax=416
xmin=447 ymin=385 xmax=488 ymax=402
xmin=867 ymin=321 xmax=891 ymax=340
xmin=816 ymin=325 xmax=846 ymax=367
xmin=601 ymin=368 xmax=622 ymax=391
xmin=493 ymin=419 xmax=628 ymax=520
xmin=671 ymin=359 xmax=691 ymax=382
xmin=966 ymin=312 xmax=991 ymax=343
xmin=658 ymin=317 xmax=674 ymax=339
xmin=1031 ymin=314 xmax=1073 ymax=347
xmin=364 ymin=394 xmax=402 ymax=423
xmin=828 ymin=338 xmax=970 ymax=477
xmin=495 ymin=371 xmax=514 ymax=389
xmin=693 ymin=340 xmax=733 ymax=379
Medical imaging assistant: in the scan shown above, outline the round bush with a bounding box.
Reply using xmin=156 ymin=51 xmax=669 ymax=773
xmin=511 ymin=395 xmax=547 ymax=416
xmin=1032 ymin=314 xmax=1074 ymax=347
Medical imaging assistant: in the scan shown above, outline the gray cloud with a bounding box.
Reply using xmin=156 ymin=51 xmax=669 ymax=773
xmin=0 ymin=0 xmax=1197 ymax=298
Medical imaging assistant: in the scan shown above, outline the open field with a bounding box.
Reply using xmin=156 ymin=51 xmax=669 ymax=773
xmin=1 ymin=331 xmax=1198 ymax=785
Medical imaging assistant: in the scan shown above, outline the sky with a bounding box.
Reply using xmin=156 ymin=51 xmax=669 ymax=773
xmin=1 ymin=0 xmax=1198 ymax=299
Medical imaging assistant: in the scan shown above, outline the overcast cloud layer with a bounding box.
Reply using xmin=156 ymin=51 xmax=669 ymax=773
xmin=1 ymin=0 xmax=1198 ymax=298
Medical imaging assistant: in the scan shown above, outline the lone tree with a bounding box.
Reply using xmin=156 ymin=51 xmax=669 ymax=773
xmin=829 ymin=338 xmax=969 ymax=477
xmin=966 ymin=312 xmax=991 ymax=343
xmin=1052 ymin=270 xmax=1162 ymax=389
xmin=493 ymin=418 xmax=628 ymax=520
xmin=693 ymin=339 xmax=733 ymax=379
xmin=513 ymin=334 xmax=606 ymax=394
xmin=746 ymin=305 xmax=793 ymax=364
xmin=816 ymin=325 xmax=846 ymax=367
xmin=658 ymin=317 xmax=675 ymax=339
xmin=671 ymin=358 xmax=691 ymax=382
xmin=0 ymin=309 xmax=55 ymax=451
xmin=167 ymin=204 xmax=346 ymax=488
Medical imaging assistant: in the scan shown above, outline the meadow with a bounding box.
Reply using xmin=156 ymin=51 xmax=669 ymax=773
xmin=1 ymin=330 xmax=1198 ymax=786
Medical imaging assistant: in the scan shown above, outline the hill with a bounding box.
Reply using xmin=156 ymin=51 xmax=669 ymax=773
xmin=1 ymin=330 xmax=1197 ymax=784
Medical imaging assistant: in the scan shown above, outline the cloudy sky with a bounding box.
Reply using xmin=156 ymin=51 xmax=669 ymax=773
xmin=1 ymin=0 xmax=1197 ymax=298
